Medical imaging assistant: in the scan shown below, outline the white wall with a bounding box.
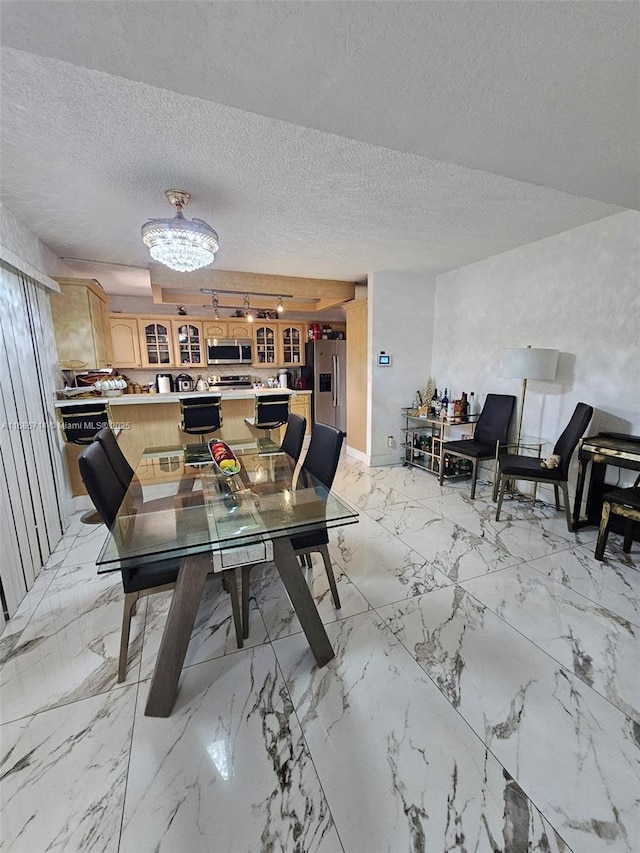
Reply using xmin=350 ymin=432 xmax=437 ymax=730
xmin=432 ymin=209 xmax=640 ymax=488
xmin=0 ymin=202 xmax=74 ymax=282
xmin=368 ymin=271 xmax=436 ymax=465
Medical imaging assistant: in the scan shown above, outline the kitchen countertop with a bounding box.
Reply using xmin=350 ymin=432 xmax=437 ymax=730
xmin=55 ymin=389 xmax=311 ymax=407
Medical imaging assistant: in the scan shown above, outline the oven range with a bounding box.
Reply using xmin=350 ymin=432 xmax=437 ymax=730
xmin=207 ymin=374 xmax=253 ymax=389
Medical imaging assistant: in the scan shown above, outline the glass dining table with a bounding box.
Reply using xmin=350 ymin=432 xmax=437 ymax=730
xmin=96 ymin=438 xmax=359 ymax=717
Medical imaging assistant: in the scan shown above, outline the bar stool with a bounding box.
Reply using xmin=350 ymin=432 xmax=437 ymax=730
xmin=59 ymin=402 xmax=110 ymax=523
xmin=180 ymin=395 xmax=223 ymax=441
xmin=594 ymin=477 xmax=640 ymax=561
xmin=245 ymin=393 xmax=291 ymax=441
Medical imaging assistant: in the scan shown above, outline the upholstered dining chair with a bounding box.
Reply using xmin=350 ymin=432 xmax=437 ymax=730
xmin=494 ymin=402 xmax=594 ymax=531
xmin=94 ymin=426 xmax=134 ymax=489
xmin=279 ymin=413 xmax=307 ymax=463
xmin=439 ymin=394 xmax=516 ymax=499
xmin=78 ymin=441 xmax=244 ymax=682
xmin=241 ymin=421 xmax=344 ymax=638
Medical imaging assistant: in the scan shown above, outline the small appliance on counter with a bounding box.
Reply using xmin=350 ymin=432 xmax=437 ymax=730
xmin=156 ymin=373 xmax=174 ymax=393
xmin=175 ymin=373 xmax=194 ymax=392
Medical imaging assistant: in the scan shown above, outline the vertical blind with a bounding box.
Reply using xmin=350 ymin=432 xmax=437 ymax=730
xmin=0 ymin=260 xmax=68 ymax=617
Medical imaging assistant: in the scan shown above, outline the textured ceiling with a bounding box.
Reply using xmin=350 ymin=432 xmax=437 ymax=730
xmin=1 ymin=1 xmax=637 ymax=296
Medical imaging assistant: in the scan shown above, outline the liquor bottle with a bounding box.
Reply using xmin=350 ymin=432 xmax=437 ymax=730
xmin=454 ymin=399 xmax=462 ymax=423
xmin=441 ymin=387 xmax=449 ymax=410
xmin=460 ymin=391 xmax=468 ymax=423
xmin=468 ymin=392 xmax=478 ymax=419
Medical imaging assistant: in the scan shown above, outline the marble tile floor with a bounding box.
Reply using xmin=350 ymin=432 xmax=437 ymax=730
xmin=1 ymin=458 xmax=639 ymax=853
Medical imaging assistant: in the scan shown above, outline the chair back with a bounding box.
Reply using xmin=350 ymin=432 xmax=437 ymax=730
xmin=59 ymin=403 xmax=109 ymax=444
xmin=553 ymin=402 xmax=594 ymax=476
xmin=301 ymin=422 xmax=343 ymax=489
xmin=254 ymin=394 xmax=290 ymax=430
xmin=280 ymin=413 xmax=306 ymax=462
xmin=180 ymin=395 xmax=222 ymax=435
xmin=94 ymin=427 xmax=133 ymax=489
xmin=474 ymin=394 xmax=517 ymax=447
xmin=78 ymin=441 xmax=126 ymax=528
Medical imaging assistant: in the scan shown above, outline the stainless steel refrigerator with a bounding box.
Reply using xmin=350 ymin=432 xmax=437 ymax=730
xmin=303 ymin=340 xmax=347 ymax=433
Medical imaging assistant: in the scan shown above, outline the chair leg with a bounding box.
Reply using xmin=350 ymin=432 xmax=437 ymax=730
xmin=319 ymin=544 xmax=341 ymax=609
xmin=224 ymin=570 xmax=243 ymax=649
xmin=118 ymin=592 xmax=139 ymax=683
xmin=554 ymin=484 xmax=561 ymax=511
xmin=241 ymin=564 xmax=252 ymax=640
xmin=560 ymin=482 xmax=573 ymax=532
xmin=469 ymin=460 xmax=478 ymax=500
xmin=495 ymin=476 xmax=507 ymax=521
xmin=306 ymin=554 xmax=313 ymax=568
xmin=622 ymin=519 xmax=634 ymax=553
xmin=594 ymin=501 xmax=611 ymax=561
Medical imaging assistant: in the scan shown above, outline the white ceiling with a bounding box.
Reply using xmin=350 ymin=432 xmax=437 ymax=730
xmin=1 ymin=1 xmax=638 ymax=297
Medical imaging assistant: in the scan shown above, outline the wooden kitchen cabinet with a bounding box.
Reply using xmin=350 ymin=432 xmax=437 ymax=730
xmin=228 ymin=320 xmax=253 ymax=339
xmin=172 ymin=320 xmax=206 ymax=367
xmin=204 ymin=321 xmax=228 ymax=339
xmin=290 ymin=393 xmax=311 ymax=434
xmin=141 ymin=320 xmax=174 ymax=367
xmin=253 ymin=321 xmax=306 ymax=367
xmin=109 ymin=317 xmax=141 ymax=368
xmin=51 ymin=278 xmax=112 ymax=368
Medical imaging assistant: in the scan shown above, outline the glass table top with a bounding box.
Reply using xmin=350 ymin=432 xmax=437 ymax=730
xmin=96 ymin=440 xmax=359 ymax=570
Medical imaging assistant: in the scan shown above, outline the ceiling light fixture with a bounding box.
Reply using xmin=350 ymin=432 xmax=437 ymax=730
xmin=211 ymin=293 xmax=220 ymax=320
xmin=244 ymin=295 xmax=253 ymax=322
xmin=277 ymin=296 xmax=284 ymax=314
xmin=141 ymin=190 xmax=219 ymax=273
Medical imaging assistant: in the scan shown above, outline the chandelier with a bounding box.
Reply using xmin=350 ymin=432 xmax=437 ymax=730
xmin=141 ymin=190 xmax=219 ymax=272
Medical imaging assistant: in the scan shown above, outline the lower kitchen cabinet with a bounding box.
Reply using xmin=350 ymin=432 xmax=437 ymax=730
xmin=401 ymin=409 xmax=476 ymax=479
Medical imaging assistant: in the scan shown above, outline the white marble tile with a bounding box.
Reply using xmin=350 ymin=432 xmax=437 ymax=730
xmin=330 ymin=511 xmax=453 ymax=608
xmin=527 ymin=546 xmax=640 ymax=628
xmin=251 ymin=559 xmax=370 ymax=641
xmin=274 ymin=611 xmax=569 ymax=853
xmin=1 ymin=685 xmax=136 ymax=853
xmin=120 ymin=645 xmax=342 ymax=853
xmin=366 ymin=500 xmax=519 ymax=583
xmin=0 ymin=564 xmax=141 ymax=722
xmin=58 ymin=523 xmax=109 ymax=571
xmin=140 ymin=574 xmax=270 ymax=681
xmin=331 ymin=464 xmax=408 ymax=510
xmin=461 ymin=565 xmax=640 ymax=722
xmin=367 ymin=463 xmax=453 ymax=501
xmin=378 ymin=587 xmax=640 ymax=852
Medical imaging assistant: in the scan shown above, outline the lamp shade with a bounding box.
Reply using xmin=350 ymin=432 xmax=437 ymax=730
xmin=501 ymin=347 xmax=559 ymax=381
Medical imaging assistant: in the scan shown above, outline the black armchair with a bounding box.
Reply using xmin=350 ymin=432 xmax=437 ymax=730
xmin=495 ymin=402 xmax=594 ymax=531
xmin=245 ymin=393 xmax=291 ymax=441
xmin=439 ymin=394 xmax=516 ymax=499
xmin=180 ymin=395 xmax=222 ymax=438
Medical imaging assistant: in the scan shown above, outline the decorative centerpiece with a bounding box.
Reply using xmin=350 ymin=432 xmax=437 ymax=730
xmin=208 ymin=440 xmax=241 ymax=476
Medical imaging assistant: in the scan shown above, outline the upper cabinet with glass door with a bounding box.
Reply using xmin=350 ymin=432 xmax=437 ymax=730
xmin=254 ymin=324 xmax=277 ymax=366
xmin=142 ymin=321 xmax=174 ymax=367
xmin=280 ymin=324 xmax=305 ymax=366
xmin=172 ymin=320 xmax=206 ymax=367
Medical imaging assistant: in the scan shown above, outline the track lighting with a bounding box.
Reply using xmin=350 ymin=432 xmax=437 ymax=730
xmin=244 ymin=295 xmax=253 ymax=322
xmin=277 ymin=296 xmax=284 ymax=314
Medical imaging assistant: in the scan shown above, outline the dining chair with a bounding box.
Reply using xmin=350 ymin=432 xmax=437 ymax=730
xmin=279 ymin=413 xmax=307 ymax=462
xmin=93 ymin=426 xmax=134 ymax=489
xmin=494 ymin=402 xmax=594 ymax=531
xmin=245 ymin=393 xmax=291 ymax=441
xmin=241 ymin=421 xmax=344 ymax=637
xmin=78 ymin=441 xmax=244 ymax=682
xmin=439 ymin=394 xmax=516 ymax=499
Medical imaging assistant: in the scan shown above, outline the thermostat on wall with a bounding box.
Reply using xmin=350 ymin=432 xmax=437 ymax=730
xmin=378 ymin=352 xmax=391 ymax=366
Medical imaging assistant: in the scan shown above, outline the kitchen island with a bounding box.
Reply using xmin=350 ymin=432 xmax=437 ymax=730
xmin=56 ymin=389 xmax=312 ymax=496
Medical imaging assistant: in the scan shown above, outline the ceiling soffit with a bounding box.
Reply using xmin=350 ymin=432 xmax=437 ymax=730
xmin=149 ymin=266 xmax=356 ymax=313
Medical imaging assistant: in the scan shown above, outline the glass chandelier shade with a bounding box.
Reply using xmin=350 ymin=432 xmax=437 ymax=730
xmin=141 ymin=190 xmax=219 ymax=273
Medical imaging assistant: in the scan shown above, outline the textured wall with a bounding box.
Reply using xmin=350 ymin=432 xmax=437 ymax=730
xmin=0 ymin=202 xmax=73 ymax=283
xmin=368 ymin=271 xmax=436 ymax=465
xmin=432 ymin=210 xmax=640 ymax=487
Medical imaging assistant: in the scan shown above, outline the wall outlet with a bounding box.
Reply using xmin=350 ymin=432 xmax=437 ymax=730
xmin=387 ymin=435 xmax=394 ymax=448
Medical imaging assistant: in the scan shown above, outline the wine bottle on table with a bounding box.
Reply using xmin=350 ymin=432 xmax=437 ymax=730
xmin=441 ymin=388 xmax=449 ymax=419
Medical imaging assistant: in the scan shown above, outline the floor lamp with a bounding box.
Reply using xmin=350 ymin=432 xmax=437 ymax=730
xmin=502 ymin=346 xmax=559 ymax=447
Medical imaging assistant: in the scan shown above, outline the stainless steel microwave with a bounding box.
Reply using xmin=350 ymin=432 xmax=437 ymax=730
xmin=206 ymin=339 xmax=253 ymax=365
